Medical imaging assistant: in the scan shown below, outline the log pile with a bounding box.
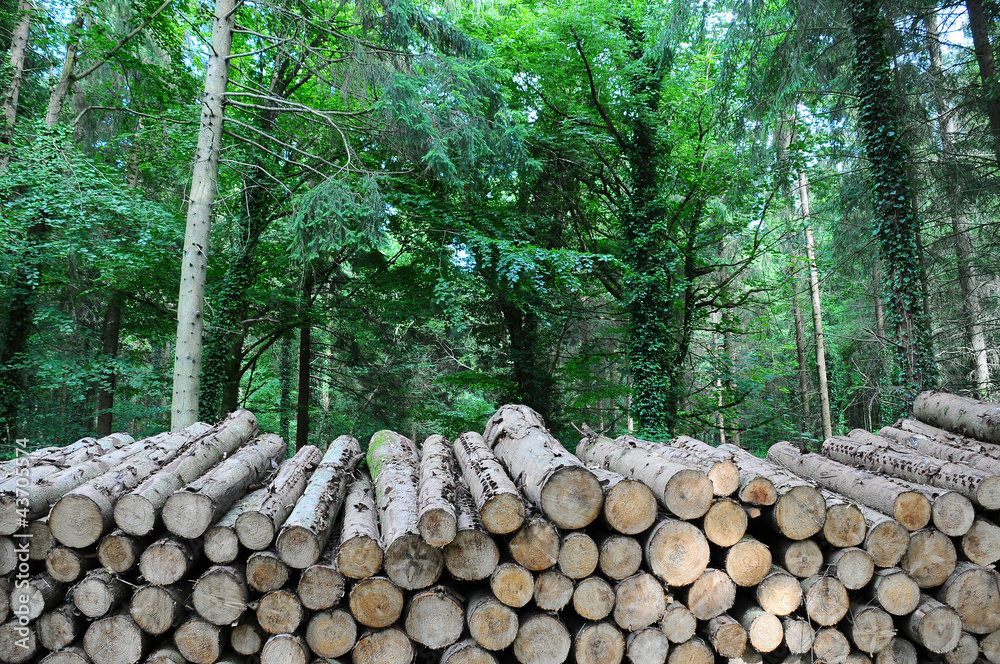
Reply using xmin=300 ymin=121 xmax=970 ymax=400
xmin=8 ymin=392 xmax=1000 ymax=664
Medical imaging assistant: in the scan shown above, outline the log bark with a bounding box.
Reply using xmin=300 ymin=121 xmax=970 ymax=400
xmin=577 ymin=433 xmax=712 ymax=520
xmin=441 ymin=638 xmax=498 ymax=664
xmin=812 ymin=627 xmax=850 ymax=664
xmin=0 ymin=577 xmax=10 ymax=623
xmin=256 ymin=588 xmax=304 ymax=635
xmin=130 ymin=583 xmax=188 ymax=636
xmin=508 ymin=516 xmax=560 ymax=571
xmin=984 ymin=629 xmax=1000 ymax=664
xmin=276 ymin=434 xmax=361 ymax=569
xmin=485 ymin=406 xmax=604 ymax=529
xmin=824 ymin=435 xmax=1000 ymax=510
xmin=962 ymin=515 xmax=1000 ymax=566
xmin=444 ymin=479 xmax=498 ymax=581
xmin=682 ymin=568 xmax=736 ymax=621
xmin=617 ymin=434 xmax=738 ymax=498
xmin=826 ymin=547 xmax=874 ymax=590
xmin=305 ymin=608 xmax=356 ymax=658
xmin=534 ymin=569 xmax=575 ymax=612
xmin=572 ymin=576 xmax=615 ymax=621
xmin=298 ymin=536 xmax=346 ymax=610
xmin=162 ymin=433 xmax=286 ymax=539
xmin=0 ymin=536 xmax=14 ymax=574
xmin=466 ymin=590 xmax=518 ymax=650
xmin=192 ymin=565 xmax=247 ymax=626
xmin=557 ymin=531 xmax=598 ymax=578
xmin=337 ymin=470 xmax=384 ymax=579
xmin=666 ymin=637 xmax=713 ymax=664
xmin=719 ymin=535 xmax=771 ymax=587
xmin=234 ymin=444 xmax=322 ymax=550
xmin=512 ymin=612 xmax=572 ymax=664
xmin=756 ymin=565 xmax=803 ymax=616
xmin=490 ymin=560 xmax=534 ymax=608
xmin=46 ymin=545 xmax=97 ymax=582
xmin=868 ymin=567 xmax=920 ymax=616
xmin=702 ymin=497 xmax=748 ymax=547
xmin=404 ymin=585 xmax=463 ymax=649
xmin=660 ymin=601 xmax=697 ymax=643
xmin=900 ymin=528 xmax=957 ymax=588
xmin=573 ymin=621 xmax=625 ymax=664
xmin=897 ymin=418 xmax=1000 ymax=457
xmin=936 ymin=562 xmax=1000 ymax=634
xmin=366 ymin=430 xmax=442 ymax=589
xmin=72 ymin=569 xmax=125 ymax=618
xmin=98 ymin=531 xmax=147 ymax=574
xmin=11 ymin=573 xmax=64 ymax=621
xmin=765 ymin=441 xmax=930 ymax=530
xmin=645 ymin=517 xmax=710 ymax=586
xmin=732 ymin=597 xmax=783 ymax=653
xmin=453 ymin=431 xmax=524 ymax=534
xmin=589 ymin=465 xmax=658 ymax=534
xmin=115 ymin=413 xmax=255 ymax=537
xmin=783 ymin=618 xmax=815 ymax=654
xmin=801 ymin=574 xmax=849 ymax=626
xmin=0 ymin=432 xmax=130 ymax=484
xmin=913 ymin=391 xmax=1000 ymax=444
xmin=878 ymin=425 xmax=1000 ymax=476
xmin=723 ymin=444 xmax=825 ymax=540
xmin=903 ymin=594 xmax=962 ymax=653
xmin=417 ymin=435 xmax=457 ymax=547
xmin=352 ymin=627 xmax=414 ymax=664
xmin=139 ymin=537 xmax=200 ymax=585
xmin=626 ymin=627 xmax=669 ymax=664
xmin=37 ymin=601 xmax=82 ymax=651
xmin=246 ymin=550 xmax=289 ymax=593
xmin=84 ymin=612 xmax=148 ymax=664
xmin=775 ymin=537 xmax=823 ymax=578
xmin=856 ymin=503 xmax=910 ymax=568
xmin=597 ymin=533 xmax=642 ymax=580
xmin=50 ymin=423 xmax=216 ymax=548
xmin=348 ymin=576 xmax=404 ymax=628
xmin=173 ymin=616 xmax=224 ymax=664
xmin=260 ymin=633 xmax=309 ymax=664
xmin=848 ymin=603 xmax=895 ymax=655
xmin=700 ymin=613 xmax=748 ymax=658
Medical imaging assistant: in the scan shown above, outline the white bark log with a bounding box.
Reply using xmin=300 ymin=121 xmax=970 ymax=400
xmin=235 ymin=443 xmax=321 ymax=550
xmin=417 ymin=434 xmax=457 ymax=546
xmin=452 ymin=431 xmax=524 ymax=534
xmin=336 ymin=470 xmax=384 ymax=579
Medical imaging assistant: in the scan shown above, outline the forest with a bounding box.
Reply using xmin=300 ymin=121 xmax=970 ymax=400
xmin=1 ymin=0 xmax=997 ymax=453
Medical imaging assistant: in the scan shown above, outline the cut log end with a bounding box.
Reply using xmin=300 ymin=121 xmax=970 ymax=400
xmin=803 ymin=575 xmax=849 ymax=626
xmin=509 ymin=518 xmax=560 ymax=572
xmin=745 ymin=611 xmax=783 ymax=653
xmin=703 ymin=498 xmax=748 ymax=548
xmin=665 ymin=468 xmax=714 ymax=520
xmin=419 ymin=508 xmax=457 ymax=548
xmin=202 ymin=526 xmax=239 ymax=564
xmin=604 ymin=479 xmax=658 ymax=535
xmin=962 ymin=517 xmax=1000 ymax=566
xmin=247 ymin=551 xmax=290 ymax=593
xmin=468 ymin=593 xmax=518 ymax=651
xmin=666 ymin=637 xmax=713 ymax=664
xmin=575 ymin=622 xmax=625 ymax=664
xmin=162 ymin=492 xmax=214 ymax=540
xmin=660 ymin=602 xmax=697 ymax=643
xmin=894 ymin=491 xmax=932 ymax=532
xmin=874 ymin=569 xmax=920 ymax=616
xmin=725 ymin=537 xmax=772 ymax=587
xmin=442 ymin=639 xmax=499 ymax=664
xmin=275 ymin=524 xmax=323 ymax=570
xmin=780 ymin=538 xmax=823 ymax=578
xmin=98 ymin=532 xmax=142 ymax=574
xmin=84 ymin=614 xmax=146 ymax=664
xmin=940 ymin=563 xmax=1000 ymax=634
xmin=557 ymin=532 xmax=598 ymax=579
xmin=646 ymin=519 xmax=710 ymax=586
xmin=481 ymin=493 xmax=525 ymax=535
xmin=783 ymin=618 xmax=815 ymax=654
xmin=491 ymin=562 xmax=534 ymax=608
xmin=260 ymin=633 xmax=308 ymax=664
xmin=513 ymin=613 xmax=572 ymax=664
xmin=773 ymin=485 xmax=826 ymax=540
xmin=702 ymin=614 xmax=747 ymax=658
xmin=598 ymin=534 xmax=642 ymax=581
xmin=626 ymin=628 xmax=668 ymax=664
xmin=865 ymin=519 xmax=910 ymax=568
xmin=353 ymin=627 xmax=414 ymax=664
xmin=349 ymin=576 xmax=405 ymax=629
xmin=49 ymin=494 xmax=105 ymax=548
xmin=685 ymin=568 xmax=736 ymax=621
xmin=831 ymin=547 xmax=875 ymax=590
xmin=173 ymin=619 xmax=223 ymax=664
xmin=298 ymin=562 xmax=346 ymax=611
xmin=306 ymin=608 xmax=357 ymax=659
xmin=113 ymin=495 xmax=156 ymax=537
xmin=932 ymin=491 xmax=976 ymax=537
xmin=534 ymin=569 xmax=575 ymax=612
xmin=824 ymin=502 xmax=867 ymax=548
xmin=740 ymin=477 xmax=778 ymax=506
xmin=756 ymin=567 xmax=802 ymax=616
xmin=708 ymin=459 xmax=740 ymax=497
xmin=337 ymin=536 xmax=384 ymax=579
xmin=573 ymin=576 xmax=615 ymax=621
xmin=901 ymin=529 xmax=957 ymax=588
xmin=130 ymin=585 xmax=183 ymax=636
xmin=614 ymin=572 xmax=668 ymax=630
xmin=405 ymin=586 xmax=464 ymax=649
xmin=812 ymin=627 xmax=850 ymax=664
xmin=192 ymin=566 xmax=247 ymax=626
xmin=234 ymin=511 xmax=274 ymax=551
xmin=540 ymin=465 xmax=604 ymax=529
xmin=444 ymin=529 xmax=499 ymax=581
xmin=384 ymin=533 xmax=445 ymax=590
xmin=850 ymin=606 xmax=894 ymax=655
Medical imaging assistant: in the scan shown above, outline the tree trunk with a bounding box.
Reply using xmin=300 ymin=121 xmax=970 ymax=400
xmin=766 ymin=441 xmax=931 ymax=530
xmin=417 ymin=434 xmax=457 ymax=546
xmin=367 ymin=430 xmax=443 ymax=588
xmin=305 ymin=608 xmax=356 ymax=659
xmin=851 ymin=0 xmax=936 ymax=391
xmin=348 ymin=576 xmax=404 ymax=628
xmin=915 ymin=390 xmax=1000 ymax=442
xmin=0 ymin=0 xmax=31 ymax=170
xmin=161 ymin=432 xmax=285 ymax=539
xmin=444 ymin=479 xmax=499 ymax=581
xmin=275 ymin=434 xmax=361 ymax=569
xmin=453 ymin=431 xmax=524 ymax=534
xmin=512 ymin=612 xmax=572 ymax=664
xmin=484 ymin=405 xmax=604 ymax=529
xmin=278 ymin=333 xmax=293 ymax=441
xmin=965 ymin=0 xmax=1000 ymax=166
xmin=44 ymin=3 xmax=88 ymax=127
xmin=879 ymin=425 xmax=1000 ymax=476
xmin=577 ymin=433 xmax=713 ymax=520
xmin=294 ymin=265 xmax=314 ymax=448
xmin=235 ymin=444 xmax=322 ymax=550
xmin=170 ymin=0 xmax=235 ymax=429
xmin=572 ymin=576 xmax=615 ymax=621
xmin=337 ymin=471 xmax=384 ymax=579
xmin=681 ymin=568 xmax=735 ymax=621
xmin=797 ymin=167 xmax=833 ymax=440
xmin=95 ymin=293 xmax=123 ymax=436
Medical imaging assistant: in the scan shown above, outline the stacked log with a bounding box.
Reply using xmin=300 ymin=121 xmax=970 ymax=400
xmin=12 ymin=392 xmax=1000 ymax=664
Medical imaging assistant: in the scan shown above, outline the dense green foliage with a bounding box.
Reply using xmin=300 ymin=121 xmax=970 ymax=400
xmin=3 ymin=0 xmax=1000 ymax=453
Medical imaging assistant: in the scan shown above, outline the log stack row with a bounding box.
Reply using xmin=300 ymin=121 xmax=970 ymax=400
xmin=5 ymin=391 xmax=1000 ymax=664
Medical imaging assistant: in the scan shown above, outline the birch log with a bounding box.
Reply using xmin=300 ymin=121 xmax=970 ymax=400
xmin=572 ymin=576 xmax=615 ymax=621
xmin=557 ymin=531 xmax=598 ymax=579
xmin=485 ymin=405 xmax=604 ymax=529
xmin=534 ymin=569 xmax=574 ymax=611
xmin=442 ymin=639 xmax=498 ymax=664
xmin=856 ymin=503 xmax=910 ymax=567
xmin=349 ymin=576 xmax=404 ymax=628
xmin=660 ymin=601 xmax=697 ymax=643
xmin=246 ymin=550 xmax=288 ymax=593
xmin=512 ymin=612 xmax=572 ymax=664
xmin=72 ymin=569 xmax=125 ymax=618
xmin=353 ymin=627 xmax=414 ymax=664
xmin=682 ymin=568 xmax=736 ymax=621
xmin=827 ymin=545 xmax=875 ymax=590
xmin=732 ymin=598 xmax=783 ymax=653
xmin=597 ymin=533 xmax=643 ymax=580
xmin=702 ymin=497 xmax=748 ymax=547
xmin=618 ymin=434 xmax=739 ymax=497
xmin=509 ymin=516 xmax=560 ymax=571
xmin=452 ymin=431 xmax=524 ymax=534
xmin=820 ymin=490 xmax=867 ymax=548
xmin=573 ymin=621 xmax=625 ymax=664
xmin=902 ymin=594 xmax=962 ymax=653
xmin=588 ymin=465 xmax=658 ymax=534
xmin=305 ymin=608 xmax=356 ymax=659
xmin=139 ymin=537 xmax=200 ymax=585
xmin=115 ymin=412 xmax=257 ymax=537
xmin=83 ymin=612 xmax=148 ymax=664
xmin=868 ymin=567 xmax=921 ymax=616
xmin=900 ymin=528 xmax=957 ymax=588
xmin=298 ymin=536 xmax=346 ymax=610
xmin=848 ymin=603 xmax=895 ymax=655
xmin=192 ymin=565 xmax=247 ymax=626
xmin=129 ymin=583 xmax=188 ymax=636
xmin=97 ymin=530 xmax=147 ymax=573
xmin=577 ymin=433 xmax=712 ymax=520
xmin=336 ymin=470 xmax=384 ymax=579
xmin=466 ymin=590 xmax=518 ymax=650
xmin=756 ymin=565 xmax=803 ymax=616
xmin=878 ymin=425 xmax=1000 ymax=476
xmin=801 ymin=574 xmax=849 ymax=626
xmin=700 ymin=614 xmax=747 ymax=658
xmin=417 ymin=435 xmax=457 ymax=547
xmin=203 ymin=491 xmax=259 ymax=564
xmin=11 ymin=573 xmax=64 ymax=621
xmin=366 ymin=430 xmax=443 ymax=589
xmin=256 ymin=588 xmax=305 ymax=635
xmin=404 ymin=585 xmax=464 ymax=649
xmin=234 ymin=444 xmax=322 ymax=550
xmin=162 ymin=433 xmax=286 ymax=539
xmin=37 ymin=601 xmax=82 ymax=651
xmin=491 ymin=560 xmax=534 ymax=608
xmin=444 ymin=479 xmax=498 ymax=581
xmin=765 ymin=441 xmax=931 ymax=531
xmin=897 ymin=418 xmax=1000 ymax=457
xmin=625 ymin=627 xmax=669 ymax=664
xmin=913 ymin=390 xmax=1000 ymax=444
xmin=276 ymin=434 xmax=361 ymax=569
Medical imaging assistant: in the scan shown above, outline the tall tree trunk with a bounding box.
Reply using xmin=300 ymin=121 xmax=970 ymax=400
xmin=965 ymin=0 xmax=1000 ymax=167
xmin=279 ymin=333 xmax=292 ymax=442
xmin=851 ymin=0 xmax=936 ymax=393
xmin=170 ymin=0 xmax=235 ymax=430
xmin=45 ymin=6 xmax=88 ymax=127
xmin=295 ymin=266 xmax=315 ymax=450
xmin=797 ymin=169 xmax=833 ymax=440
xmin=497 ymin=299 xmax=554 ymax=421
xmin=926 ymin=12 xmax=991 ymax=397
xmin=0 ymin=0 xmax=31 ymax=170
xmin=96 ymin=292 xmax=123 ymax=436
